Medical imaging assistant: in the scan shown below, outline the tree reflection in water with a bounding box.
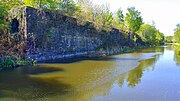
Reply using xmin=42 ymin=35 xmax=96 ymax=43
xmin=0 ymin=48 xmax=163 ymax=101
xmin=172 ymin=44 xmax=180 ymax=66
xmin=118 ymin=55 xmax=160 ymax=88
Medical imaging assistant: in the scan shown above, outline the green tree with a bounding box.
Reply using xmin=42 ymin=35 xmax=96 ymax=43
xmin=23 ymin=0 xmax=81 ymax=16
xmin=174 ymin=24 xmax=180 ymax=43
xmin=112 ymin=8 xmax=125 ymax=31
xmin=137 ymin=24 xmax=164 ymax=45
xmin=125 ymin=7 xmax=143 ymax=33
xmin=137 ymin=24 xmax=156 ymax=45
xmin=90 ymin=4 xmax=114 ymax=31
xmin=76 ymin=1 xmax=113 ymax=31
xmin=155 ymin=30 xmax=164 ymax=45
xmin=76 ymin=0 xmax=94 ymax=23
xmin=165 ymin=36 xmax=174 ymax=43
xmin=23 ymin=0 xmax=59 ymax=10
xmin=99 ymin=4 xmax=113 ymax=31
xmin=59 ymin=0 xmax=81 ymax=16
xmin=117 ymin=8 xmax=124 ymax=24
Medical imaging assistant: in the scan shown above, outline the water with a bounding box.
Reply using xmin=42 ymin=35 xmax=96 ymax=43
xmin=0 ymin=46 xmax=180 ymax=101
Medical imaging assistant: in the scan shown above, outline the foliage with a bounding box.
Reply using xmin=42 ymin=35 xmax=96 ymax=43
xmin=174 ymin=24 xmax=180 ymax=43
xmin=125 ymin=7 xmax=143 ymax=33
xmin=95 ymin=4 xmax=113 ymax=31
xmin=137 ymin=24 xmax=164 ymax=45
xmin=155 ymin=30 xmax=164 ymax=45
xmin=23 ymin=0 xmax=81 ymax=16
xmin=112 ymin=8 xmax=125 ymax=31
xmin=58 ymin=0 xmax=81 ymax=16
xmin=76 ymin=0 xmax=113 ymax=31
xmin=165 ymin=36 xmax=174 ymax=43
xmin=0 ymin=2 xmax=9 ymax=33
xmin=0 ymin=59 xmax=15 ymax=69
xmin=24 ymin=0 xmax=59 ymax=10
xmin=0 ymin=58 xmax=36 ymax=70
xmin=0 ymin=0 xmax=23 ymax=10
xmin=16 ymin=59 xmax=36 ymax=66
xmin=76 ymin=0 xmax=94 ymax=23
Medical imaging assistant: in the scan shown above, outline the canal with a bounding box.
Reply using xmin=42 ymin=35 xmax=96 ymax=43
xmin=0 ymin=46 xmax=180 ymax=101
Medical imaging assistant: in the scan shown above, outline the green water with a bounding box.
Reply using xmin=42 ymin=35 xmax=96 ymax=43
xmin=0 ymin=46 xmax=180 ymax=101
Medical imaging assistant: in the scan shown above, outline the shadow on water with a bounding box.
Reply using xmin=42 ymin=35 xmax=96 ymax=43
xmin=38 ymin=47 xmax=164 ymax=64
xmin=94 ymin=57 xmax=139 ymax=61
xmin=38 ymin=56 xmax=140 ymax=64
xmin=0 ymin=66 xmax=72 ymax=101
xmin=20 ymin=66 xmax=64 ymax=74
xmin=0 ymin=47 xmax=164 ymax=101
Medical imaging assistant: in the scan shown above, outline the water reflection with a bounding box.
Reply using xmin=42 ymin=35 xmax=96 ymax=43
xmin=170 ymin=44 xmax=180 ymax=66
xmin=134 ymin=47 xmax=164 ymax=53
xmin=117 ymin=56 xmax=159 ymax=88
xmin=0 ymin=49 xmax=162 ymax=101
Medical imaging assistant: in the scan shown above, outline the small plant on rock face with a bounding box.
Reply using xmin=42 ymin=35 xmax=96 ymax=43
xmin=16 ymin=59 xmax=37 ymax=66
xmin=0 ymin=57 xmax=36 ymax=70
xmin=0 ymin=59 xmax=16 ymax=69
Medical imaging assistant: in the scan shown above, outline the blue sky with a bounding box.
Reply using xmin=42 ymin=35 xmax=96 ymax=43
xmin=77 ymin=0 xmax=180 ymax=36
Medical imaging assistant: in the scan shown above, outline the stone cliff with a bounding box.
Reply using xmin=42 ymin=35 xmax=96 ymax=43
xmin=9 ymin=6 xmax=143 ymax=62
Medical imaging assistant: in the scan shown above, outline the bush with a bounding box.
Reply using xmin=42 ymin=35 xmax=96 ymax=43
xmin=0 ymin=57 xmax=36 ymax=70
xmin=0 ymin=59 xmax=16 ymax=69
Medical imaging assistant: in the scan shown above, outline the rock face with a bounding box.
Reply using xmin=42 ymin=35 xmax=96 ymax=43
xmin=9 ymin=6 xmax=142 ymax=62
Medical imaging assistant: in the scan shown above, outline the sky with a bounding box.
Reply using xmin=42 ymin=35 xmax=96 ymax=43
xmin=81 ymin=0 xmax=180 ymax=36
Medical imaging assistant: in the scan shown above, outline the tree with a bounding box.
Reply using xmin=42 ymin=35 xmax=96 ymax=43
xmin=165 ymin=36 xmax=174 ymax=43
xmin=58 ymin=0 xmax=81 ymax=16
xmin=117 ymin=8 xmax=124 ymax=24
xmin=24 ymin=0 xmax=81 ymax=16
xmin=125 ymin=7 xmax=143 ymax=33
xmin=76 ymin=0 xmax=94 ymax=23
xmin=76 ymin=1 xmax=113 ymax=31
xmin=174 ymin=24 xmax=180 ymax=43
xmin=113 ymin=8 xmax=125 ymax=31
xmin=137 ymin=24 xmax=164 ymax=45
xmin=99 ymin=4 xmax=113 ymax=31
xmin=155 ymin=30 xmax=164 ymax=45
xmin=23 ymin=0 xmax=60 ymax=10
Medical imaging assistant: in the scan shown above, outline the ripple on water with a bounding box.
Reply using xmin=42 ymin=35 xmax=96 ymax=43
xmin=26 ymin=52 xmax=160 ymax=101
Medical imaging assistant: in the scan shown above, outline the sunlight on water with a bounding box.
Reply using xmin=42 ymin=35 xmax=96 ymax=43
xmin=1 ymin=46 xmax=180 ymax=101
